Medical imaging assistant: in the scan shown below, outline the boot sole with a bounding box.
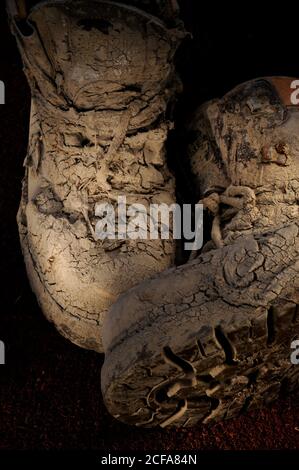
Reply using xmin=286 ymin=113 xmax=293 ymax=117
xmin=102 ymin=293 xmax=299 ymax=427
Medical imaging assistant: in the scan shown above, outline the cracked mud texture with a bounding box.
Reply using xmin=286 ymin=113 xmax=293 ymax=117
xmin=101 ymin=64 xmax=299 ymax=426
xmin=1 ymin=0 xmax=299 ymax=451
xmin=9 ymin=0 xmax=186 ymax=352
xmin=102 ymin=186 xmax=299 ymax=426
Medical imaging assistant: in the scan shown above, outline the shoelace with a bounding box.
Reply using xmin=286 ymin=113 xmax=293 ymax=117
xmin=189 ymin=186 xmax=257 ymax=260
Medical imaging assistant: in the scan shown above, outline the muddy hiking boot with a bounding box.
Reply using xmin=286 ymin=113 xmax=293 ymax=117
xmin=7 ymin=0 xmax=185 ymax=351
xmin=102 ymin=77 xmax=299 ymax=427
xmin=8 ymin=1 xmax=299 ymax=429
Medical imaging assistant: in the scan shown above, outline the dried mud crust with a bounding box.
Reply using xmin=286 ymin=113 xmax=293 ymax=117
xmin=97 ymin=78 xmax=298 ymax=427
xmin=103 ymin=304 xmax=299 ymax=428
xmin=102 ymin=223 xmax=299 ymax=427
xmin=9 ymin=0 xmax=185 ymax=351
xmin=18 ymin=199 xmax=105 ymax=351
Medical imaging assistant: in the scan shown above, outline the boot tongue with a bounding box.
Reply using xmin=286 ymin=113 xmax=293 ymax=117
xmin=202 ymin=78 xmax=299 ymax=192
xmin=189 ymin=77 xmax=299 ymax=248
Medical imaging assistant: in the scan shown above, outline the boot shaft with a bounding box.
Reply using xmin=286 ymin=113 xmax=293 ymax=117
xmin=8 ymin=0 xmax=185 ymax=213
xmin=8 ymin=1 xmax=184 ymax=126
xmin=189 ymin=77 xmax=299 ymax=240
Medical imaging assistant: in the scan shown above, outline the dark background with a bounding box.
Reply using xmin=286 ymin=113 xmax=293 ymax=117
xmin=1 ymin=0 xmax=299 ymax=450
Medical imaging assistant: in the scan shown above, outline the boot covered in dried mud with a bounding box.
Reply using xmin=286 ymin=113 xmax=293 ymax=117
xmin=102 ymin=77 xmax=299 ymax=427
xmin=7 ymin=0 xmax=185 ymax=352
